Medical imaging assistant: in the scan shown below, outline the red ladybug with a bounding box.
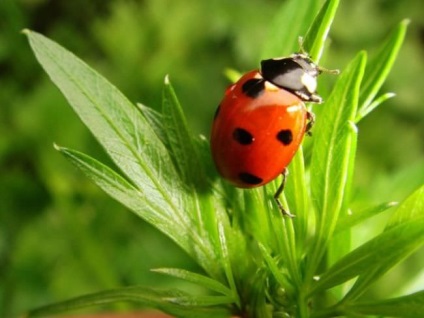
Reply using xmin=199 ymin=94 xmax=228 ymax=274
xmin=211 ymin=53 xmax=327 ymax=215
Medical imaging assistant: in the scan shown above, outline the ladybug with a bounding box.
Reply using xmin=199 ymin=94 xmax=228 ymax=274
xmin=211 ymin=53 xmax=331 ymax=215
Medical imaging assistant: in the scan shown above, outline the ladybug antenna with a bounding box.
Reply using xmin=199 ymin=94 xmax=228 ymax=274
xmin=297 ymin=36 xmax=307 ymax=55
xmin=297 ymin=36 xmax=340 ymax=75
xmin=318 ymin=65 xmax=340 ymax=75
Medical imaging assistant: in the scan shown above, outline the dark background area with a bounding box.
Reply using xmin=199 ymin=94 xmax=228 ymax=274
xmin=1 ymin=0 xmax=423 ymax=316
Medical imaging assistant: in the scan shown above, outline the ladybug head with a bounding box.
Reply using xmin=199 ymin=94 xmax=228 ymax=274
xmin=260 ymin=53 xmax=324 ymax=103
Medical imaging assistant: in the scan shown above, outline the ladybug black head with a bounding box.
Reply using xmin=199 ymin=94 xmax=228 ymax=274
xmin=260 ymin=53 xmax=323 ymax=103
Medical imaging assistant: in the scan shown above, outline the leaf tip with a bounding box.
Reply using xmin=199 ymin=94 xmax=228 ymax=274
xmin=21 ymin=28 xmax=31 ymax=36
xmin=53 ymin=143 xmax=62 ymax=151
xmin=358 ymin=49 xmax=368 ymax=61
xmin=401 ymin=18 xmax=411 ymax=27
xmin=150 ymin=268 xmax=163 ymax=273
xmin=164 ymin=74 xmax=170 ymax=85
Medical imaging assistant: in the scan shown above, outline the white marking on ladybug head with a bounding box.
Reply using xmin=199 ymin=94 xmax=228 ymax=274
xmin=301 ymin=73 xmax=317 ymax=93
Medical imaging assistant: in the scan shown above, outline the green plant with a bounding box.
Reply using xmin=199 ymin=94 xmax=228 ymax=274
xmin=24 ymin=0 xmax=424 ymax=317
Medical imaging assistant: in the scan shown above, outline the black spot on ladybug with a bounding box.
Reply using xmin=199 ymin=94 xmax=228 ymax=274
xmin=239 ymin=172 xmax=263 ymax=185
xmin=233 ymin=128 xmax=254 ymax=145
xmin=214 ymin=104 xmax=221 ymax=120
xmin=276 ymin=129 xmax=293 ymax=145
xmin=242 ymin=78 xmax=265 ymax=98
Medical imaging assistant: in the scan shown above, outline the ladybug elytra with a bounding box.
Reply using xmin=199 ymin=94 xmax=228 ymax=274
xmin=210 ymin=52 xmax=336 ymax=216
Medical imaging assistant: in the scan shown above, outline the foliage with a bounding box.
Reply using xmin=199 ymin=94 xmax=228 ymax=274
xmin=19 ymin=0 xmax=424 ymax=317
xmin=1 ymin=0 xmax=424 ymax=317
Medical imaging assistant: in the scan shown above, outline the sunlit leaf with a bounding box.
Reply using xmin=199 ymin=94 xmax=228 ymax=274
xmin=345 ymin=290 xmax=424 ymax=318
xmin=385 ymin=184 xmax=424 ymax=230
xmin=303 ymin=0 xmax=340 ymax=61
xmin=26 ymin=286 xmax=231 ymax=318
xmin=335 ymin=201 xmax=398 ymax=234
xmin=306 ymin=52 xmax=366 ymax=279
xmin=152 ymin=268 xmax=233 ymax=297
xmin=162 ymin=76 xmax=205 ymax=187
xmin=260 ymin=0 xmax=319 ymax=58
xmin=311 ymin=218 xmax=424 ymax=294
xmin=341 ymin=186 xmax=424 ymax=301
xmin=25 ymin=30 xmax=220 ymax=278
xmin=356 ymin=19 xmax=409 ymax=121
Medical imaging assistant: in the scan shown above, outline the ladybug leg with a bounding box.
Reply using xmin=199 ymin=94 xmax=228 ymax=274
xmin=274 ymin=169 xmax=295 ymax=217
xmin=306 ymin=111 xmax=315 ymax=136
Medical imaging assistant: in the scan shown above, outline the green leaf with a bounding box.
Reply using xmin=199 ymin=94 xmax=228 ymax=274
xmin=356 ymin=92 xmax=396 ymax=121
xmin=55 ymin=146 xmax=212 ymax=264
xmin=311 ymin=217 xmax=424 ymax=295
xmin=303 ymin=0 xmax=340 ymax=61
xmin=137 ymin=102 xmax=168 ymax=147
xmin=260 ymin=0 xmax=320 ymax=58
xmin=284 ymin=148 xmax=309 ymax=247
xmin=217 ymin=222 xmax=240 ymax=307
xmin=243 ymin=185 xmax=279 ymax=250
xmin=335 ymin=201 xmax=398 ymax=234
xmin=152 ymin=268 xmax=234 ymax=297
xmin=306 ymin=51 xmax=366 ymax=279
xmin=280 ymin=0 xmax=341 ymax=251
xmin=386 ymin=184 xmax=424 ymax=230
xmin=25 ymin=286 xmax=232 ymax=318
xmin=24 ymin=29 xmax=183 ymax=215
xmin=162 ymin=76 xmax=205 ymax=188
xmin=356 ymin=19 xmax=409 ymax=122
xmin=162 ymin=75 xmax=223 ymax=254
xmin=325 ymin=228 xmax=351 ymax=299
xmin=164 ymin=295 xmax=234 ymax=307
xmin=25 ymin=30 xmax=223 ymax=277
xmin=345 ymin=290 xmax=424 ymax=318
xmin=341 ymin=186 xmax=424 ymax=301
xmin=55 ymin=145 xmax=166 ymax=227
xmin=248 ymin=183 xmax=302 ymax=287
xmin=258 ymin=243 xmax=293 ymax=294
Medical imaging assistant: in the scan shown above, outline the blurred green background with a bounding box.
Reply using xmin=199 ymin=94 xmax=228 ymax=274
xmin=0 ymin=0 xmax=423 ymax=316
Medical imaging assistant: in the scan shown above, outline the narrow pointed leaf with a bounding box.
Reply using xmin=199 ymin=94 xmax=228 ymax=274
xmin=161 ymin=75 xmax=215 ymax=246
xmin=164 ymin=295 xmax=235 ymax=307
xmin=284 ymin=148 xmax=309 ymax=245
xmin=311 ymin=217 xmax=424 ymax=294
xmin=162 ymin=76 xmax=205 ymax=187
xmin=346 ymin=290 xmax=424 ymax=318
xmin=335 ymin=201 xmax=398 ymax=234
xmin=152 ymin=268 xmax=233 ymax=297
xmin=24 ymin=29 xmax=183 ymax=216
xmin=307 ymin=52 xmax=366 ymax=279
xmin=264 ymin=0 xmax=341 ymax=245
xmin=25 ymin=30 xmax=223 ymax=277
xmin=357 ymin=92 xmax=396 ymax=120
xmin=55 ymin=145 xmax=168 ymax=227
xmin=303 ymin=0 xmax=340 ymax=61
xmin=26 ymin=286 xmax=231 ymax=318
xmin=357 ymin=19 xmax=409 ymax=121
xmin=137 ymin=102 xmax=168 ymax=147
xmin=261 ymin=0 xmax=319 ymax=58
xmin=341 ymin=186 xmax=424 ymax=301
xmin=56 ymin=146 xmax=206 ymax=253
xmin=258 ymin=243 xmax=293 ymax=293
xmin=386 ymin=184 xmax=424 ymax=230
xmin=217 ymin=222 xmax=240 ymax=307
